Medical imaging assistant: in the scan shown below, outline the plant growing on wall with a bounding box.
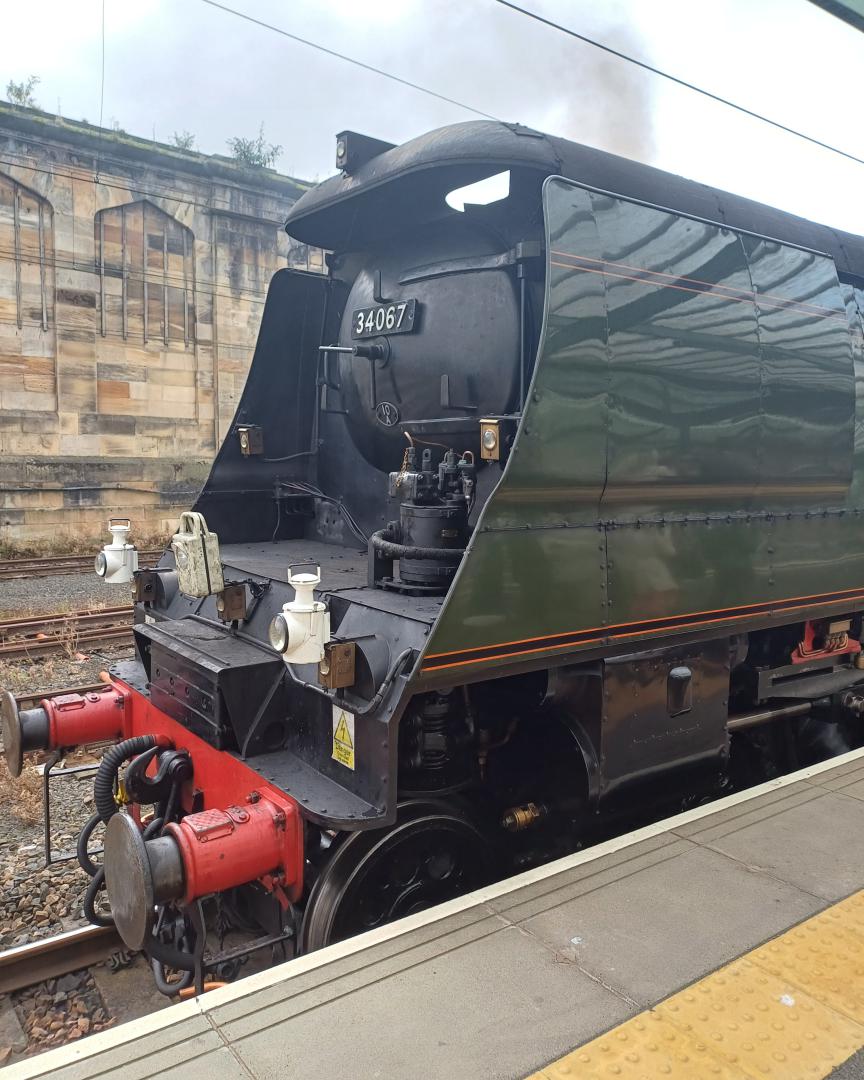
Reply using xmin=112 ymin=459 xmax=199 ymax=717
xmin=173 ymin=130 xmax=196 ymax=151
xmin=6 ymin=75 xmax=40 ymax=108
xmin=226 ymin=123 xmax=282 ymax=168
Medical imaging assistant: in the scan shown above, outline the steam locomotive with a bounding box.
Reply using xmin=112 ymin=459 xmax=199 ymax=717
xmin=4 ymin=120 xmax=864 ymax=992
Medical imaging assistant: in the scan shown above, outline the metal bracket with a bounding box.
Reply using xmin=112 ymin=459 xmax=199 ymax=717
xmin=216 ymin=583 xmax=248 ymax=623
xmin=236 ymin=425 xmax=263 ymax=457
xmin=440 ymin=374 xmax=477 ymax=413
xmin=43 ymin=752 xmax=101 ymax=868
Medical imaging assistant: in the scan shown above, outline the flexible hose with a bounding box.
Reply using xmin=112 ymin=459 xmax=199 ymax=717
xmin=94 ymin=735 xmax=158 ymax=824
xmin=371 ymin=526 xmax=464 ymax=563
xmin=83 ymin=868 xmax=114 ymax=928
xmin=143 ymin=816 xmax=165 ymax=840
xmin=151 ymin=957 xmax=194 ymax=996
xmin=83 ymin=816 xmax=168 ymax=928
xmin=76 ymin=812 xmax=102 ymax=878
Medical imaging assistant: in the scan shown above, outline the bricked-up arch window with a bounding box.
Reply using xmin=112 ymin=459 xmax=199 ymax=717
xmin=96 ymin=201 xmax=195 ymax=346
xmin=0 ymin=174 xmax=53 ymax=331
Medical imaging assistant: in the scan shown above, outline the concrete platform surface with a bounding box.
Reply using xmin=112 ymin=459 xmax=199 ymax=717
xmin=4 ymin=748 xmax=864 ymax=1080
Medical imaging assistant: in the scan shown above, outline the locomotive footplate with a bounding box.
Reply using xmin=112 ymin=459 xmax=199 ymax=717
xmin=133 ymin=619 xmax=287 ymax=754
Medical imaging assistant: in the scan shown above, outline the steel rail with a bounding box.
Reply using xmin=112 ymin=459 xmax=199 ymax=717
xmin=0 ymin=607 xmax=133 ymax=658
xmin=13 ymin=682 xmax=109 ymax=711
xmin=0 ymin=627 xmax=132 ymax=659
xmin=0 ymin=607 xmax=131 ymax=637
xmin=727 ymin=702 xmax=812 ymax=731
xmin=0 ymin=925 xmax=122 ymax=995
xmin=0 ymin=551 xmax=162 ymax=581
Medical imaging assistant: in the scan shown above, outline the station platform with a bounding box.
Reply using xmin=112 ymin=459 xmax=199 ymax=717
xmin=6 ymin=747 xmax=864 ymax=1080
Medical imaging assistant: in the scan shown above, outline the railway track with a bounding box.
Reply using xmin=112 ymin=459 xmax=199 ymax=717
xmin=0 ymin=607 xmax=133 ymax=658
xmin=0 ymin=551 xmax=162 ymax=581
xmin=13 ymin=682 xmax=109 ymax=711
xmin=0 ymin=925 xmax=123 ymax=995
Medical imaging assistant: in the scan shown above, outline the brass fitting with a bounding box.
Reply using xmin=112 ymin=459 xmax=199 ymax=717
xmin=501 ymin=802 xmax=548 ymax=832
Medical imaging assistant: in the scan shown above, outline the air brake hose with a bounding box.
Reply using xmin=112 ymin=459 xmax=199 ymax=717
xmin=93 ymin=735 xmax=159 ymax=824
xmin=151 ymin=956 xmax=194 ymax=996
xmin=371 ymin=526 xmax=464 ymax=563
xmin=83 ymin=814 xmax=166 ymax=929
xmin=83 ymin=869 xmax=113 ymax=927
xmin=77 ymin=812 xmax=102 ymax=877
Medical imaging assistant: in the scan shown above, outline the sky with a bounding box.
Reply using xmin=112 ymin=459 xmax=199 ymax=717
xmin=2 ymin=0 xmax=864 ymax=234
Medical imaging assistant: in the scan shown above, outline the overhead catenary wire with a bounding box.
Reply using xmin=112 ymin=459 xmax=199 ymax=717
xmin=198 ymin=0 xmax=500 ymax=122
xmin=0 ymin=148 xmax=303 ymax=221
xmin=4 ymin=1 xmax=860 ymax=220
xmin=95 ymin=0 xmax=106 ymax=179
xmin=494 ymin=0 xmax=864 ymax=170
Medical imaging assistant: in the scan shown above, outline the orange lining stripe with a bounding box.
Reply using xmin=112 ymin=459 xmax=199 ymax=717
xmin=422 ymin=595 xmax=864 ymax=672
xmin=549 ymin=261 xmax=846 ymax=321
xmin=424 ymin=584 xmax=864 ymax=661
xmin=551 ymin=249 xmax=842 ymax=319
xmin=425 ymin=637 xmax=607 ymax=671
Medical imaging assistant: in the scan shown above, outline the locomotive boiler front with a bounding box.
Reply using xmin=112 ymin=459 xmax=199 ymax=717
xmin=332 ymin=224 xmax=524 ymax=471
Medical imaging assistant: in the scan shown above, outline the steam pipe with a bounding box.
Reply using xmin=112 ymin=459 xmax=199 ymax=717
xmin=519 ymin=273 xmax=526 ymax=408
xmin=371 ymin=526 xmax=464 ymax=563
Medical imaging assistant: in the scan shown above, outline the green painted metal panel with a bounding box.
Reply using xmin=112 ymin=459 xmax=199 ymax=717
xmin=422 ymin=177 xmax=862 ymax=678
xmin=605 ymin=518 xmax=774 ymax=633
xmin=420 ymin=528 xmax=606 ymax=670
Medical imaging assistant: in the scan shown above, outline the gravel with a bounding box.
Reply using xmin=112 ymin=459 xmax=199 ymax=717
xmin=0 ymin=572 xmax=136 ymax=950
xmin=0 ymin=753 xmax=106 ymax=950
xmin=0 ymin=570 xmax=164 ymax=1064
xmin=0 ymin=573 xmax=132 ymax=620
xmin=0 ymin=642 xmax=135 ymax=698
xmin=10 ymin=968 xmax=115 ymax=1057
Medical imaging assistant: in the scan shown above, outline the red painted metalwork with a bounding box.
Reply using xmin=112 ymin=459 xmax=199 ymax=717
xmin=164 ymin=796 xmax=303 ymax=904
xmin=42 ymin=687 xmax=125 ymax=748
xmin=791 ymin=620 xmax=862 ymax=665
xmin=38 ymin=676 xmax=305 ymax=899
xmin=112 ymin=678 xmax=287 ymax=813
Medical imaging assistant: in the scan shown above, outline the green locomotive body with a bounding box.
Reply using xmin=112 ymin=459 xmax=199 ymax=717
xmin=426 ymin=174 xmax=864 ymax=677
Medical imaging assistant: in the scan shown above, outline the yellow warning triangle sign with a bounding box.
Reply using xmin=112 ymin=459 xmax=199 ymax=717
xmin=334 ymin=711 xmax=353 ymax=749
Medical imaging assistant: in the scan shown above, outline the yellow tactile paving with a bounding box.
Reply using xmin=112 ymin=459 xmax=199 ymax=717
xmin=749 ymin=897 xmax=864 ymax=1026
xmin=529 ymin=889 xmax=864 ymax=1080
xmin=657 ymin=957 xmax=862 ymax=1078
xmin=536 ymin=1011 xmax=744 ymax=1079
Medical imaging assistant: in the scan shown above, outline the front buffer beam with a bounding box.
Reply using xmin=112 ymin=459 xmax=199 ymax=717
xmin=104 ymin=794 xmax=303 ymax=950
xmin=2 ymin=676 xmax=304 ymax=955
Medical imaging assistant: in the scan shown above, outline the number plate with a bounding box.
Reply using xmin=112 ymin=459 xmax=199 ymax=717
xmin=351 ymin=299 xmax=418 ymax=339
